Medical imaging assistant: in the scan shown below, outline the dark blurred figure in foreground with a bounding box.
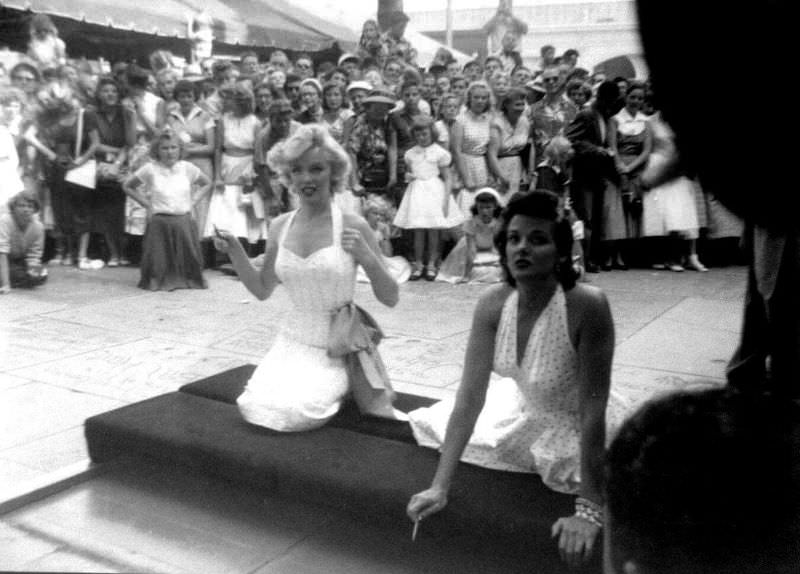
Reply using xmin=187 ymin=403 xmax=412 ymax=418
xmin=636 ymin=1 xmax=798 ymax=398
xmin=605 ymin=388 xmax=800 ymax=574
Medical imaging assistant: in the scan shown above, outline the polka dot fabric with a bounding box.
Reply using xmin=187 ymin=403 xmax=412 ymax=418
xmin=410 ymin=286 xmax=583 ymax=494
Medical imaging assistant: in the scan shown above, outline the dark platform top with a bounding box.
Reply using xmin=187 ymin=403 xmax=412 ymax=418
xmin=85 ymin=365 xmax=593 ymax=573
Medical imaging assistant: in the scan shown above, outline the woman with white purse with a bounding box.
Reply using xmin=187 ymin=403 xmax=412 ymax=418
xmin=24 ymin=84 xmax=100 ymax=269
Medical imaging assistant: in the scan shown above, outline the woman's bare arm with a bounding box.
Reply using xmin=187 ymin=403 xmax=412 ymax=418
xmin=343 ymin=213 xmax=399 ymax=307
xmin=450 ymin=120 xmax=470 ymax=187
xmin=407 ymin=286 xmax=508 ymax=519
xmin=218 ymin=213 xmax=287 ymax=301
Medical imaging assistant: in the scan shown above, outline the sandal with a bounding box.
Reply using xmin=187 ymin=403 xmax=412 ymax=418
xmin=409 ymin=263 xmax=424 ymax=281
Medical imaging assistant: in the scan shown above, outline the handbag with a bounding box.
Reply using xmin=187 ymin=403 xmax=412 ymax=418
xmin=64 ymin=108 xmax=97 ymax=190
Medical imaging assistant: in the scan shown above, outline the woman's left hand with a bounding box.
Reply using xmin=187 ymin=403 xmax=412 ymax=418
xmin=551 ymin=515 xmax=601 ymax=568
xmin=341 ymin=227 xmax=374 ymax=266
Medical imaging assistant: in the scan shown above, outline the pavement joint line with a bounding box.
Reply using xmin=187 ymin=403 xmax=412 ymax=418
xmin=5 ymin=336 xmax=152 ymax=376
xmin=620 ymin=295 xmax=688 ymax=337
xmin=613 ymin=362 xmax=727 ymax=382
xmin=655 ymin=316 xmax=742 ymax=334
xmin=244 ymin=523 xmax=327 ymax=574
xmin=0 ymin=458 xmax=122 ymax=516
xmin=0 ymin=424 xmax=87 ymax=457
xmin=29 ymin=294 xmax=153 ymax=317
xmin=5 ymin=490 xmax=184 ymax=574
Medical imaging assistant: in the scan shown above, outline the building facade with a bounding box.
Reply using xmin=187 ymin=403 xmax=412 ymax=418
xmin=408 ymin=0 xmax=641 ymax=72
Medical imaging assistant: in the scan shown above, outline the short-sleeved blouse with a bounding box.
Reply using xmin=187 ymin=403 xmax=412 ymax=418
xmin=134 ymin=160 xmax=202 ymax=215
xmin=404 ymin=143 xmax=451 ymax=180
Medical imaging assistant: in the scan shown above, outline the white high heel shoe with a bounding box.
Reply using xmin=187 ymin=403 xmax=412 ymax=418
xmin=686 ymin=254 xmax=708 ymax=272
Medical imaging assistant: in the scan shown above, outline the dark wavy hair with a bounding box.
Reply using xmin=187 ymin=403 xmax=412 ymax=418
xmin=494 ymin=190 xmax=577 ymax=289
xmin=94 ymin=77 xmax=121 ymax=106
xmin=469 ymin=191 xmax=502 ymax=217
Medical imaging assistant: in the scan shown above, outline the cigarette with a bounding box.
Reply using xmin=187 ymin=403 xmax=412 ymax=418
xmin=412 ymin=517 xmax=420 ymax=542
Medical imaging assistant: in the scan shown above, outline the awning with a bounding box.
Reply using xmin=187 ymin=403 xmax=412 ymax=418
xmin=0 ymin=0 xmax=356 ymax=51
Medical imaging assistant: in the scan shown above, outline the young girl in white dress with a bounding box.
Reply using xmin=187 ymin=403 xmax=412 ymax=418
xmin=393 ymin=116 xmax=464 ymax=281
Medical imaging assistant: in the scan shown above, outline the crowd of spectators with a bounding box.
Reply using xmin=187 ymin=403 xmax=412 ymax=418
xmin=0 ymin=10 xmax=743 ymax=293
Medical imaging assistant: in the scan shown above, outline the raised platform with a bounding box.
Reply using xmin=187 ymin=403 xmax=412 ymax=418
xmin=85 ymin=366 xmax=593 ymax=573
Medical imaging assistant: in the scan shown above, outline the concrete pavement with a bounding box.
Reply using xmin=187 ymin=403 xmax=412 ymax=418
xmin=0 ymin=263 xmax=745 ymax=497
xmin=0 ymin=263 xmax=746 ymax=572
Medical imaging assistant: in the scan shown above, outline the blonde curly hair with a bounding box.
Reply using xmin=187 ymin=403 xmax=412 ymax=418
xmin=266 ymin=123 xmax=351 ymax=195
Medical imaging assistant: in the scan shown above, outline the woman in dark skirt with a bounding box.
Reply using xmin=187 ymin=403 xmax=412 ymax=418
xmin=88 ymin=77 xmax=136 ymax=266
xmin=25 ymin=85 xmax=98 ymax=267
xmin=122 ymin=129 xmax=212 ymax=291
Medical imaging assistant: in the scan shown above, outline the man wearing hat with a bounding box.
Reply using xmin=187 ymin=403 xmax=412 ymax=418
xmin=524 ymin=78 xmax=546 ymax=105
xmin=341 ymin=80 xmax=372 ymax=150
xmin=346 ymin=89 xmax=397 ymax=198
xmin=255 ymin=99 xmax=302 ymax=215
xmin=462 ymin=59 xmax=483 ymax=84
xmin=338 ymin=53 xmax=362 ymax=82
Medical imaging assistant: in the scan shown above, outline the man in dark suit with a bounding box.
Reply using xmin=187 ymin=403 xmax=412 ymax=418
xmin=565 ymin=81 xmax=620 ymax=273
xmin=636 ymin=1 xmax=798 ymax=398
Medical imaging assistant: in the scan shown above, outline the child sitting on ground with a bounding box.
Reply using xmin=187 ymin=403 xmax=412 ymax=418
xmin=0 ymin=191 xmax=47 ymax=293
xmin=436 ymin=187 xmax=503 ymax=284
xmin=357 ymin=196 xmax=411 ymax=284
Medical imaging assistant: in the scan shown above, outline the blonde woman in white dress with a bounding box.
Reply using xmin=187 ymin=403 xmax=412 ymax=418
xmin=213 ymin=124 xmax=403 ymax=432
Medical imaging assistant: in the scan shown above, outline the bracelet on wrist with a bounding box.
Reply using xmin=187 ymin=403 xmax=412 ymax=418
xmin=576 ymin=497 xmax=603 ymax=513
xmin=574 ymin=497 xmax=604 ymax=528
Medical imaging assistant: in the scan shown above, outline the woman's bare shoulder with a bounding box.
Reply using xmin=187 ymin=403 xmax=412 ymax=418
xmin=565 ymin=283 xmax=613 ymax=338
xmin=267 ymin=211 xmax=293 ymax=237
xmin=342 ymin=211 xmax=368 ymax=229
xmin=565 ymin=283 xmax=610 ymax=314
xmin=474 ymin=283 xmax=515 ymax=322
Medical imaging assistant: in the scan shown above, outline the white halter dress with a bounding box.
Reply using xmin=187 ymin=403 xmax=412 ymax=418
xmin=410 ymin=286 xmax=623 ymax=494
xmin=237 ymin=205 xmax=356 ymax=432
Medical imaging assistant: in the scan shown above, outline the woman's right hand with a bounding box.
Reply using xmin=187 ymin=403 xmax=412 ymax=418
xmin=212 ymin=228 xmax=238 ymax=253
xmin=56 ymin=154 xmax=72 ymax=169
xmin=407 ymin=486 xmax=448 ymax=522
